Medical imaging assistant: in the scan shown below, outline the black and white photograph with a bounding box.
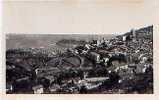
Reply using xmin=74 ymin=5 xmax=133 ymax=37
xmin=6 ymin=26 xmax=153 ymax=94
xmin=1 ymin=0 xmax=159 ymax=100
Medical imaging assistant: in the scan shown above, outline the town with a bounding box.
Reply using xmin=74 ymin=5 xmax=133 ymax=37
xmin=6 ymin=26 xmax=153 ymax=94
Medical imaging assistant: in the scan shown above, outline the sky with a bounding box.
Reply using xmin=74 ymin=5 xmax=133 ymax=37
xmin=2 ymin=0 xmax=159 ymax=34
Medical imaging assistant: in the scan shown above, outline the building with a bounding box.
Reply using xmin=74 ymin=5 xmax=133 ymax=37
xmin=123 ymin=36 xmax=127 ymax=41
xmin=128 ymin=28 xmax=137 ymax=42
xmin=32 ymin=85 xmax=44 ymax=94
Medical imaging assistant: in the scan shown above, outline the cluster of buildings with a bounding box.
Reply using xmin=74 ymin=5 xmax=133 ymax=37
xmin=6 ymin=26 xmax=153 ymax=94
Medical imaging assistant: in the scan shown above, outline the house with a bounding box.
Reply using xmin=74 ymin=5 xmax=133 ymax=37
xmin=32 ymin=85 xmax=44 ymax=94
